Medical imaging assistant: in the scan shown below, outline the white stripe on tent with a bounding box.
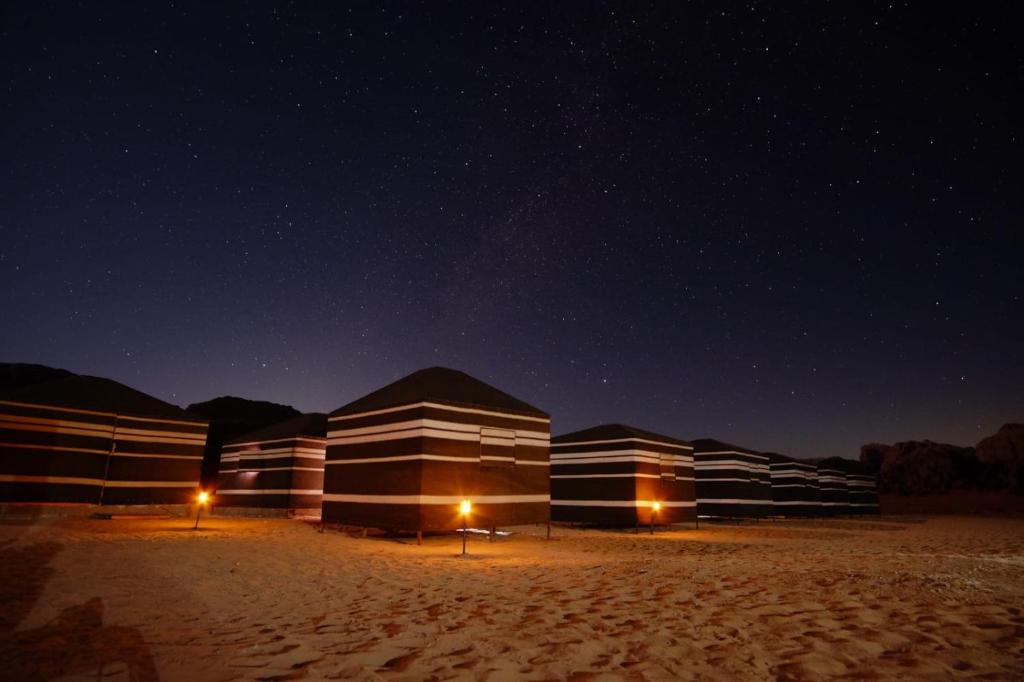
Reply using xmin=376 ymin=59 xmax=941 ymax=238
xmin=322 ymin=493 xmax=550 ymax=505
xmin=551 ymin=448 xmax=692 ymax=461
xmin=0 ymin=441 xmax=109 ymax=455
xmin=0 ymin=475 xmax=195 ymax=488
xmin=237 ymin=451 xmax=326 ymax=461
xmin=227 ymin=437 xmax=326 ymax=448
xmin=230 ymin=466 xmax=324 ymax=472
xmin=0 ymin=421 xmax=115 ymax=439
xmin=697 ymin=450 xmax=769 ymax=460
xmin=551 ymin=455 xmax=692 ymax=466
xmin=218 ymin=489 xmax=322 ymax=496
xmin=111 ymin=452 xmax=203 ymax=460
xmin=328 ymin=401 xmax=550 ymax=425
xmin=326 ymin=454 xmax=549 ymax=466
xmin=0 ymin=474 xmax=104 ymax=485
xmin=330 ymin=417 xmax=548 ymax=441
xmin=551 ymin=499 xmax=696 ymax=508
xmin=697 ymin=477 xmax=760 ymax=483
xmin=103 ymin=481 xmax=197 ymax=488
xmin=328 ymin=425 xmax=548 ymax=447
xmin=694 ymin=460 xmax=766 ymax=470
xmin=551 ymin=473 xmax=695 ymax=481
xmin=696 ymin=498 xmax=770 ymax=504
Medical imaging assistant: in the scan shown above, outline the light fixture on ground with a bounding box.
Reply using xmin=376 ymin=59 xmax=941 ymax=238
xmin=459 ymin=499 xmax=471 ymax=556
xmin=193 ymin=490 xmax=210 ymax=530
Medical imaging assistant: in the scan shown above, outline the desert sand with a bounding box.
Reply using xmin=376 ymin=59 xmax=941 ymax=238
xmin=1 ymin=514 xmax=1022 ymax=681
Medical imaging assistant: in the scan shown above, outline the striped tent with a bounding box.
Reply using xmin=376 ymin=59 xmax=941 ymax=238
xmin=0 ymin=375 xmax=207 ymax=505
xmin=834 ymin=458 xmax=879 ymax=515
xmin=816 ymin=457 xmax=850 ymax=515
xmin=322 ymin=367 xmax=550 ymax=532
xmin=691 ymin=438 xmax=771 ymax=518
xmin=550 ymin=424 xmax=695 ymax=527
xmin=766 ymin=452 xmax=820 ymax=516
xmin=216 ymin=413 xmax=326 ymax=513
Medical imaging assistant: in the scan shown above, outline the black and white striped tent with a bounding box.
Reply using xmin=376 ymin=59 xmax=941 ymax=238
xmin=216 ymin=413 xmax=326 ymax=513
xmin=834 ymin=458 xmax=879 ymax=515
xmin=322 ymin=367 xmax=550 ymax=532
xmin=816 ymin=457 xmax=850 ymax=515
xmin=0 ymin=375 xmax=207 ymax=505
xmin=766 ymin=452 xmax=820 ymax=516
xmin=550 ymin=424 xmax=695 ymax=527
xmin=691 ymin=438 xmax=771 ymax=518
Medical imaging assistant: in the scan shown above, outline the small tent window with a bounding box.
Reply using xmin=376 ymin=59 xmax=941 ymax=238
xmin=659 ymin=452 xmax=676 ymax=480
xmin=480 ymin=427 xmax=516 ymax=468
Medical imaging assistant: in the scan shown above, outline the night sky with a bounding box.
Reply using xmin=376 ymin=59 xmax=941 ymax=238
xmin=2 ymin=2 xmax=1021 ymax=458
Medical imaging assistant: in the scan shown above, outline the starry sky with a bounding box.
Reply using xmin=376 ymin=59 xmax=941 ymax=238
xmin=1 ymin=2 xmax=1021 ymax=458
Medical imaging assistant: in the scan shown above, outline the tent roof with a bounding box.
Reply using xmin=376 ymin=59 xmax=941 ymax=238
xmin=0 ymin=375 xmax=203 ymax=422
xmin=690 ymin=438 xmax=761 ymax=456
xmin=226 ymin=413 xmax=327 ymax=444
xmin=553 ymin=423 xmax=692 ymax=447
xmin=329 ymin=367 xmax=548 ymax=419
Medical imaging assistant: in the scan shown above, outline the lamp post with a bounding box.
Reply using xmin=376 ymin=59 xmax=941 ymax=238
xmin=651 ymin=501 xmax=661 ymax=535
xmin=459 ymin=499 xmax=471 ymax=556
xmin=193 ymin=490 xmax=209 ymax=530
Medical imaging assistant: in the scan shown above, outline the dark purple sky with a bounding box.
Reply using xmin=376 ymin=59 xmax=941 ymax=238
xmin=2 ymin=2 xmax=1021 ymax=458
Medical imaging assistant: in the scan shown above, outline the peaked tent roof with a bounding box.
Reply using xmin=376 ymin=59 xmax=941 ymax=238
xmin=329 ymin=367 xmax=548 ymax=419
xmin=690 ymin=438 xmax=762 ymax=456
xmin=552 ymin=423 xmax=692 ymax=448
xmin=226 ymin=413 xmax=327 ymax=445
xmin=0 ymin=375 xmax=204 ymax=422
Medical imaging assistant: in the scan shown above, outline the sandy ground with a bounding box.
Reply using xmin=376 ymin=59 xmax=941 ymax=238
xmin=1 ymin=515 xmax=1022 ymax=681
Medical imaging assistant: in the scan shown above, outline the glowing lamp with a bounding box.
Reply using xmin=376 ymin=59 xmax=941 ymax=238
xmin=652 ymin=501 xmax=662 ymax=512
xmin=193 ymin=490 xmax=209 ymax=530
xmin=459 ymin=499 xmax=472 ymax=556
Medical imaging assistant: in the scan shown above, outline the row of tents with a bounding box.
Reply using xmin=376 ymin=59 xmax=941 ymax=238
xmin=0 ymin=367 xmax=879 ymax=528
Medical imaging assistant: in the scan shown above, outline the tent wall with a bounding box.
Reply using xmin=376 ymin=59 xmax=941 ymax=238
xmin=769 ymin=457 xmax=820 ymax=516
xmin=694 ymin=449 xmax=771 ymax=517
xmin=100 ymin=414 xmax=207 ymax=504
xmin=816 ymin=464 xmax=850 ymax=515
xmin=0 ymin=399 xmax=205 ymax=505
xmin=843 ymin=464 xmax=880 ymax=515
xmin=322 ymin=403 xmax=550 ymax=531
xmin=551 ymin=436 xmax=695 ymax=525
xmin=0 ymin=399 xmax=116 ymax=503
xmin=217 ymin=435 xmax=325 ymax=510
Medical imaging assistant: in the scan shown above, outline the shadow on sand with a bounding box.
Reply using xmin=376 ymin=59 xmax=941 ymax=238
xmin=0 ymin=540 xmax=159 ymax=681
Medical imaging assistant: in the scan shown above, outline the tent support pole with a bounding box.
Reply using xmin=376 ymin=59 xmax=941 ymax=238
xmin=416 ymin=530 xmax=422 ymax=546
xmin=546 ymin=519 xmax=551 ymax=541
xmin=97 ymin=416 xmax=119 ymax=507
